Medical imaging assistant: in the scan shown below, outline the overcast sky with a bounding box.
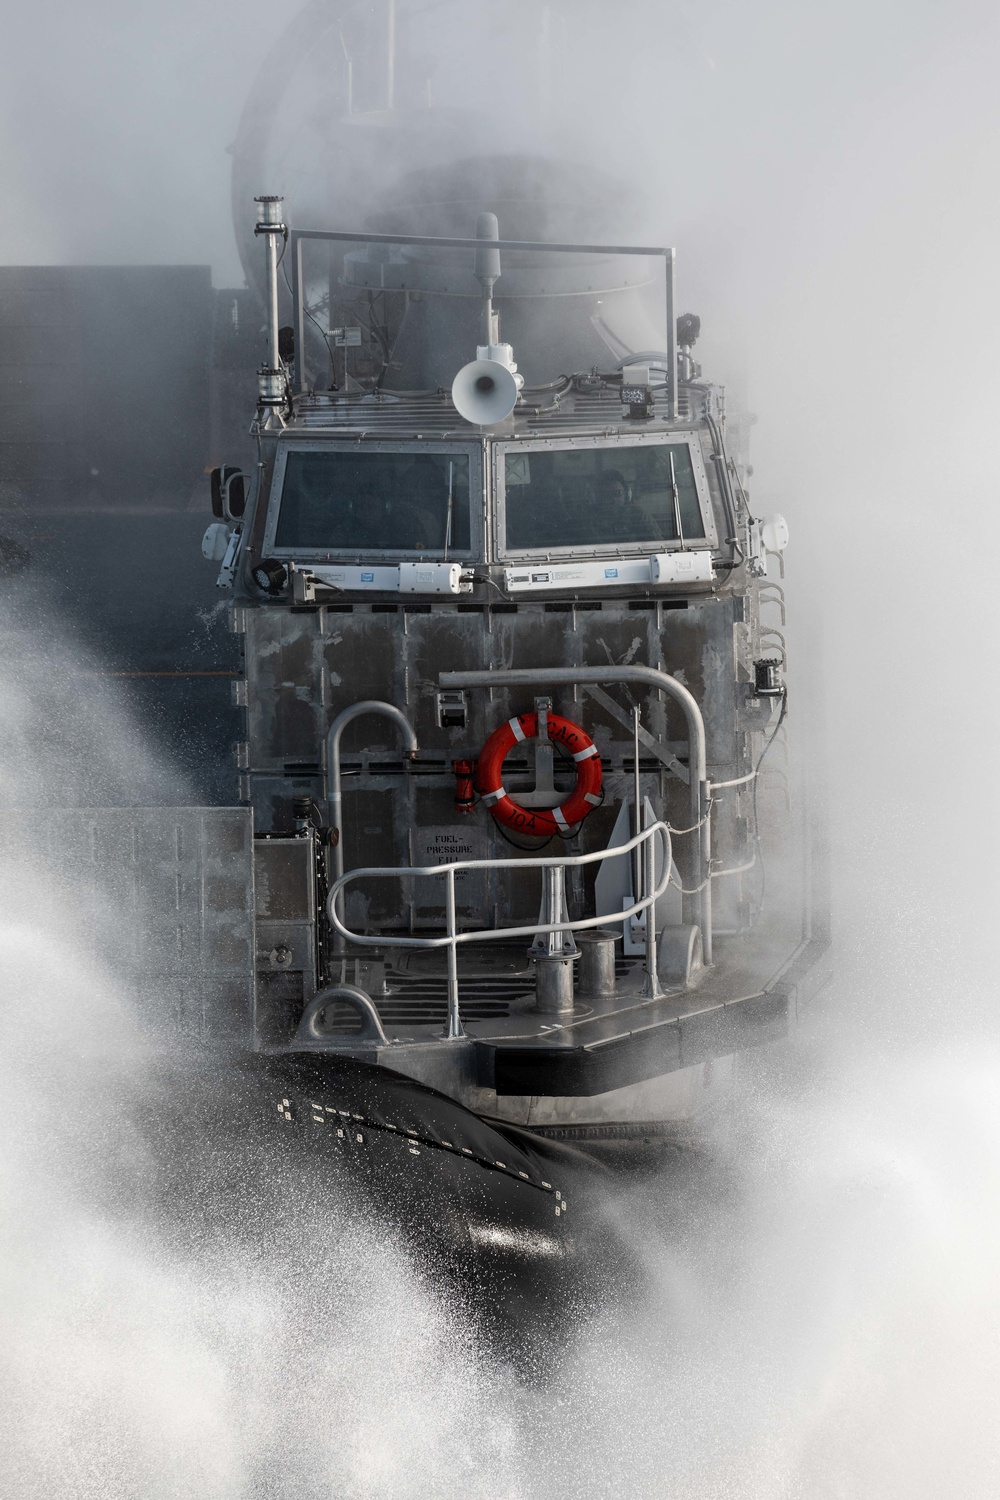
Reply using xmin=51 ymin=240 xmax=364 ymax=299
xmin=2 ymin=1 xmax=996 ymax=282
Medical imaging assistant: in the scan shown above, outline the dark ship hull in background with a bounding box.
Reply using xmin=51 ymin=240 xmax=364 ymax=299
xmin=0 ymin=263 xmax=249 ymax=804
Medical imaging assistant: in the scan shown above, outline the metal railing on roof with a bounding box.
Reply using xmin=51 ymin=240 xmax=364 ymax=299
xmin=289 ymin=226 xmax=676 ymax=416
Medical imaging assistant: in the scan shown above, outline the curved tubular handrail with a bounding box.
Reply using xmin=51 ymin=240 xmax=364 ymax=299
xmin=326 ymin=822 xmax=674 ymax=1037
xmin=439 ymin=664 xmax=713 ymax=963
xmin=325 ymin=701 xmax=418 ymax=959
xmin=326 ymin=820 xmax=672 ymax=944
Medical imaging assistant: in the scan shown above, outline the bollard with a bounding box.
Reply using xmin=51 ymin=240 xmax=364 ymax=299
xmin=533 ymin=953 xmax=577 ymax=1015
xmin=576 ymin=928 xmax=619 ymax=997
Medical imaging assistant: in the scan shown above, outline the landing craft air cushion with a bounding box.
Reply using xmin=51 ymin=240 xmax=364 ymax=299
xmin=194 ymin=185 xmax=828 ymax=1180
xmin=7 ymin=177 xmax=827 ymax=1288
xmin=0 ymin=0 xmax=829 ymax=1310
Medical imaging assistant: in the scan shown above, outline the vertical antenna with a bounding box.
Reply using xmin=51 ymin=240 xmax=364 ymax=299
xmin=474 ymin=212 xmax=501 ymax=347
xmin=665 ymin=248 xmax=677 ymax=419
xmin=386 ymin=0 xmax=396 ymax=111
xmin=339 ymin=31 xmax=353 ymax=115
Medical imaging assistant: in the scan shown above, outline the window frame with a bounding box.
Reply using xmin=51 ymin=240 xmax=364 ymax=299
xmin=493 ymin=431 xmax=718 ymax=560
xmin=262 ymin=438 xmax=486 ymax=561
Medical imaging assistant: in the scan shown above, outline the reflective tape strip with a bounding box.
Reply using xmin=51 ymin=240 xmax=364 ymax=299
xmin=583 ymin=791 xmax=602 ymax=806
xmin=508 ymin=718 xmax=526 ymax=742
xmin=572 ymin=743 xmax=598 ymax=762
xmin=552 ymin=805 xmax=570 ymax=831
xmin=481 ymin=786 xmax=506 ymax=806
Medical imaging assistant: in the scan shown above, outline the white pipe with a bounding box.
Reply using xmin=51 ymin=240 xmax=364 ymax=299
xmin=265 ymin=233 xmax=280 ymax=370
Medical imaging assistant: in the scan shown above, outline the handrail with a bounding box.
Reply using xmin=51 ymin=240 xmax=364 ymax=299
xmin=709 ymin=770 xmax=756 ymax=792
xmin=440 ymin=663 xmax=714 ymax=963
xmin=326 ymin=821 xmax=673 ymax=1040
xmin=324 ymin=701 xmax=419 ymax=964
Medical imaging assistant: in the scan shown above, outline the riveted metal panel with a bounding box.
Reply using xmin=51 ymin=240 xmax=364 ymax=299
xmin=239 ymin=582 xmax=759 ymax=932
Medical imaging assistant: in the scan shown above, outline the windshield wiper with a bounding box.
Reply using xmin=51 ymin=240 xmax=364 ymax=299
xmin=444 ymin=460 xmax=454 ymax=560
xmin=669 ymin=450 xmax=685 ymax=548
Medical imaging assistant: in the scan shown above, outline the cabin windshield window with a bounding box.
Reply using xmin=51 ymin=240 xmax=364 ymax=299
xmin=503 ymin=443 xmax=706 ymax=551
xmin=274 ymin=450 xmax=472 ymax=553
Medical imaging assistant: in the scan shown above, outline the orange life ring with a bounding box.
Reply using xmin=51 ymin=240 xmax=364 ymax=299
xmin=475 ymin=710 xmax=603 ymax=837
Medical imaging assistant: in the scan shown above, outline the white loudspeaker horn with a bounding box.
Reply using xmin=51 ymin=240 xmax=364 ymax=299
xmin=451 ymin=359 xmax=518 ymax=426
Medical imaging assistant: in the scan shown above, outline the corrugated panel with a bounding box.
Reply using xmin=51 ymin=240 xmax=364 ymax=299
xmin=2 ymin=808 xmax=255 ymax=1042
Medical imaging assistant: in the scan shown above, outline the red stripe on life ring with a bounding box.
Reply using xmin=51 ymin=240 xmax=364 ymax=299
xmin=475 ymin=711 xmax=602 ymax=838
